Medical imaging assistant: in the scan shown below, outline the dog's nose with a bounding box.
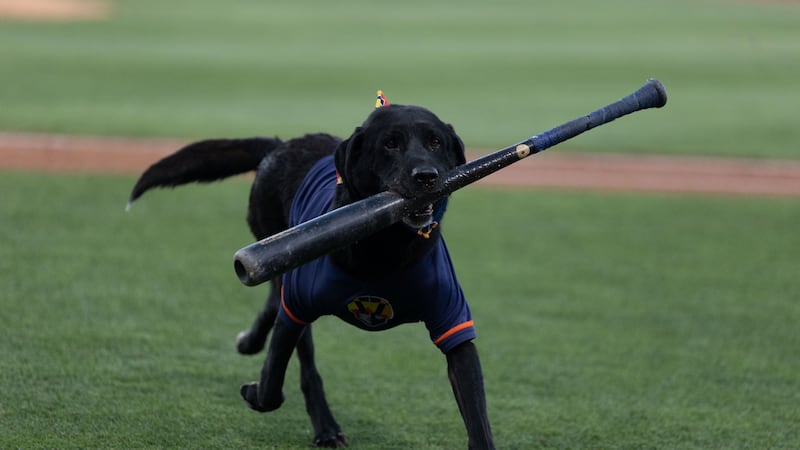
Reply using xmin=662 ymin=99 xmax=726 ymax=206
xmin=412 ymin=166 xmax=439 ymax=186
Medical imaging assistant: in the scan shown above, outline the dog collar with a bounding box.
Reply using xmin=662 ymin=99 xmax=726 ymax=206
xmin=417 ymin=221 xmax=439 ymax=239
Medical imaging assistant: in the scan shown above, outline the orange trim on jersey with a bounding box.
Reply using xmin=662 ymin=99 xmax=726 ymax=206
xmin=280 ymin=288 xmax=309 ymax=326
xmin=433 ymin=320 xmax=474 ymax=346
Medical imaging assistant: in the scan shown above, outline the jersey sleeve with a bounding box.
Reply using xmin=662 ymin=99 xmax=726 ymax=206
xmin=426 ymin=285 xmax=476 ymax=353
xmin=424 ymin=242 xmax=476 ymax=353
xmin=277 ymin=284 xmax=312 ymax=330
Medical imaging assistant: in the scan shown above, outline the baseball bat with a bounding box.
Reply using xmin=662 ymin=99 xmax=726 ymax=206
xmin=234 ymin=78 xmax=667 ymax=286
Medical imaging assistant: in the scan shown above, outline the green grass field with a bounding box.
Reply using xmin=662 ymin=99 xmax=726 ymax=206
xmin=2 ymin=173 xmax=798 ymax=448
xmin=0 ymin=0 xmax=798 ymax=157
xmin=2 ymin=0 xmax=800 ymax=448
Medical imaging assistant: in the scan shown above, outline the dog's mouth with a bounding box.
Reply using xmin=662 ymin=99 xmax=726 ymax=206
xmin=402 ymin=203 xmax=434 ymax=229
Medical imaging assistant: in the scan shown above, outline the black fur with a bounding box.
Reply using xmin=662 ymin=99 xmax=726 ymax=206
xmin=128 ymin=137 xmax=282 ymax=205
xmin=129 ymin=104 xmax=494 ymax=449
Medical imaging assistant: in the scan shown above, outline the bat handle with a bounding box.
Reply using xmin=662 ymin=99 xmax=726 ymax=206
xmin=525 ymin=78 xmax=667 ymax=154
xmin=440 ymin=79 xmax=667 ymax=193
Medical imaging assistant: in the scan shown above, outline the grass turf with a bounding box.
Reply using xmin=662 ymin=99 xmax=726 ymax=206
xmin=2 ymin=0 xmax=799 ymax=447
xmin=0 ymin=0 xmax=798 ymax=158
xmin=1 ymin=172 xmax=798 ymax=448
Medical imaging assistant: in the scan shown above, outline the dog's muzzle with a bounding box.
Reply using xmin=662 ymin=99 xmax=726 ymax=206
xmin=397 ymin=165 xmax=441 ymax=229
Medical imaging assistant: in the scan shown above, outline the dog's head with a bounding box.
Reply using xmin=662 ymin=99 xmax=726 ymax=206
xmin=334 ymin=104 xmax=466 ymax=229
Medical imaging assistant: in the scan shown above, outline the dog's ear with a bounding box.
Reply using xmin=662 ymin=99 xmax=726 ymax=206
xmin=334 ymin=126 xmax=364 ymax=191
xmin=448 ymin=124 xmax=467 ymax=166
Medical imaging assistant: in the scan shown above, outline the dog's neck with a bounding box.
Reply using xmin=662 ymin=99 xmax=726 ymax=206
xmin=329 ymin=187 xmax=443 ymax=278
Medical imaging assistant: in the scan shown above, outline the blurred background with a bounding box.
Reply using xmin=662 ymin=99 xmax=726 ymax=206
xmin=1 ymin=0 xmax=797 ymax=157
xmin=1 ymin=1 xmax=798 ymax=448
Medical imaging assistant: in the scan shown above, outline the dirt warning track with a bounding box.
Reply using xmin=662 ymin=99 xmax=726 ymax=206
xmin=2 ymin=132 xmax=799 ymax=198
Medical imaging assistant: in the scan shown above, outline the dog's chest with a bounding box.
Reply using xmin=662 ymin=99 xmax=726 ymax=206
xmin=284 ymin=154 xmax=472 ymax=344
xmin=283 ymin=243 xmax=459 ymax=331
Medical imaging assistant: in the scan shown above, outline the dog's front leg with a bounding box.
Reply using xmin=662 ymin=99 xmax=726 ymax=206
xmin=240 ymin=319 xmax=304 ymax=412
xmin=446 ymin=341 xmax=495 ymax=449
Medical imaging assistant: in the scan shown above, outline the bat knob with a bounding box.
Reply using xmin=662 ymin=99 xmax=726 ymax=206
xmin=644 ymin=78 xmax=668 ymax=109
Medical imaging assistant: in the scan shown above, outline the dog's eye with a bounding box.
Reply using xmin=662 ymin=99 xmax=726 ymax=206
xmin=384 ymin=139 xmax=399 ymax=151
xmin=429 ymin=137 xmax=441 ymax=151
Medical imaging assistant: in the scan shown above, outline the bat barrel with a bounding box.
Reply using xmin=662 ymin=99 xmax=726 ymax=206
xmin=234 ymin=192 xmax=411 ymax=286
xmin=234 ymin=79 xmax=667 ymax=286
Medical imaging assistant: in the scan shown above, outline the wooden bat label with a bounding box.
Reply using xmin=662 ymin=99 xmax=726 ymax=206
xmin=516 ymin=143 xmax=532 ymax=159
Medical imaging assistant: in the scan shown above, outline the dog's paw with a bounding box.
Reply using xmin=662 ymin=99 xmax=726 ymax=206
xmin=240 ymin=382 xmax=284 ymax=412
xmin=236 ymin=330 xmax=265 ymax=355
xmin=314 ymin=431 xmax=347 ymax=448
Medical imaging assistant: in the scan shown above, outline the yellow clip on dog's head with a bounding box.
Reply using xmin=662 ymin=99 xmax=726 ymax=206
xmin=375 ymin=90 xmax=390 ymax=108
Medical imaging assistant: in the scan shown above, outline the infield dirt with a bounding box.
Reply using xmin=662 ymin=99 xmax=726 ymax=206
xmin=2 ymin=131 xmax=799 ymax=198
xmin=0 ymin=0 xmax=108 ymax=21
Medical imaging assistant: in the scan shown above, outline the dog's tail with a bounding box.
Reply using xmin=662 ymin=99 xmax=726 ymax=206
xmin=126 ymin=137 xmax=283 ymax=210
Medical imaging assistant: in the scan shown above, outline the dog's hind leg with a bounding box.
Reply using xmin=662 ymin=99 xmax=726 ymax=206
xmin=236 ymin=278 xmax=282 ymax=355
xmin=296 ymin=326 xmax=346 ymax=448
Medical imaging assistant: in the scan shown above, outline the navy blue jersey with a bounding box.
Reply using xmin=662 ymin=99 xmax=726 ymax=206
xmin=279 ymin=155 xmax=476 ymax=353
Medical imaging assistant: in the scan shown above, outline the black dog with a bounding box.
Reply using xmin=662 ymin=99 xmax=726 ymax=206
xmin=128 ymin=104 xmax=494 ymax=449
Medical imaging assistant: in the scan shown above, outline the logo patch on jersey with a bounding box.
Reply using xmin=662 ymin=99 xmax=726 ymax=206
xmin=347 ymin=296 xmax=394 ymax=328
